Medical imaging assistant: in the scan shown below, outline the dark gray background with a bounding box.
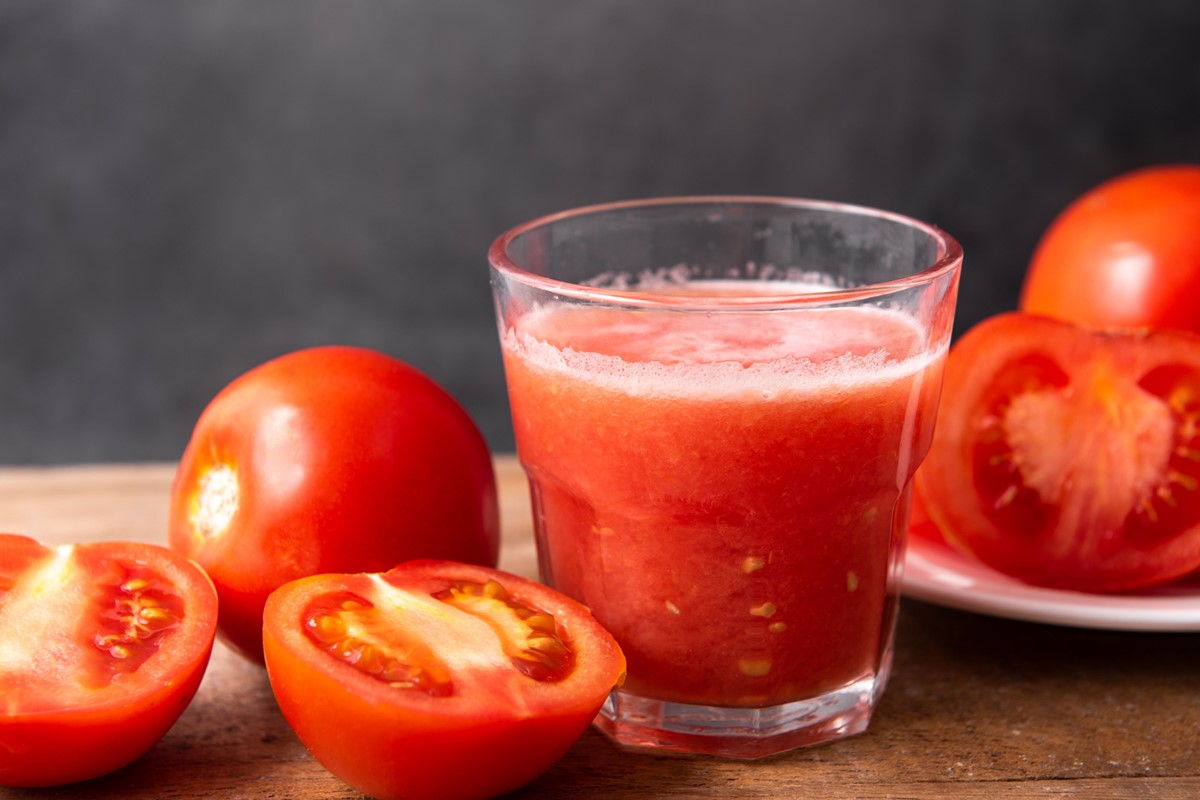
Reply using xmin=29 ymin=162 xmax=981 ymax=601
xmin=3 ymin=0 xmax=1199 ymax=465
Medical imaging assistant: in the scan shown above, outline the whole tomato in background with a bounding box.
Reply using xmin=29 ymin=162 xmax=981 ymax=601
xmin=1020 ymin=165 xmax=1200 ymax=333
xmin=915 ymin=313 xmax=1200 ymax=593
xmin=0 ymin=535 xmax=217 ymax=787
xmin=264 ymin=560 xmax=626 ymax=800
xmin=169 ymin=346 xmax=500 ymax=663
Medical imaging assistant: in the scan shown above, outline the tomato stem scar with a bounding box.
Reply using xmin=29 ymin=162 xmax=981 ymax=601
xmin=192 ymin=464 xmax=239 ymax=539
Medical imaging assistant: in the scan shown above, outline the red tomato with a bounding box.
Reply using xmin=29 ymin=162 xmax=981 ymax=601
xmin=915 ymin=313 xmax=1200 ymax=592
xmin=1021 ymin=165 xmax=1200 ymax=333
xmin=0 ymin=534 xmax=217 ymax=787
xmin=169 ymin=346 xmax=500 ymax=664
xmin=263 ymin=560 xmax=626 ymax=800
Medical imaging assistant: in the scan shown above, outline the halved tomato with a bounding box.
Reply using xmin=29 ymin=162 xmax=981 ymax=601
xmin=263 ymin=560 xmax=626 ymax=800
xmin=915 ymin=313 xmax=1200 ymax=592
xmin=0 ymin=534 xmax=218 ymax=787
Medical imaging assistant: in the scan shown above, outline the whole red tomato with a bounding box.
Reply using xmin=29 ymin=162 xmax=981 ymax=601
xmin=169 ymin=346 xmax=500 ymax=663
xmin=1020 ymin=165 xmax=1200 ymax=333
xmin=264 ymin=560 xmax=626 ymax=800
xmin=915 ymin=313 xmax=1200 ymax=592
xmin=0 ymin=534 xmax=217 ymax=787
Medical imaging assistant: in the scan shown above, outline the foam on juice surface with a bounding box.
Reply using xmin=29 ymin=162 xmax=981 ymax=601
xmin=504 ymin=282 xmax=940 ymax=398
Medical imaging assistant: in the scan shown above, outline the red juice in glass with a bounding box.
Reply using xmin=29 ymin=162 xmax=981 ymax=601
xmin=503 ymin=297 xmax=943 ymax=705
xmin=489 ymin=198 xmax=961 ymax=758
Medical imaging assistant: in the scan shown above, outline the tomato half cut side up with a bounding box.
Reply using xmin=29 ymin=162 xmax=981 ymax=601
xmin=915 ymin=313 xmax=1200 ymax=592
xmin=263 ymin=560 xmax=626 ymax=800
xmin=0 ymin=534 xmax=218 ymax=787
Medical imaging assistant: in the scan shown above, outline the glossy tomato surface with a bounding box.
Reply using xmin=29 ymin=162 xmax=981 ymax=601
xmin=0 ymin=534 xmax=217 ymax=787
xmin=169 ymin=346 xmax=500 ymax=663
xmin=915 ymin=313 xmax=1200 ymax=592
xmin=1021 ymin=165 xmax=1200 ymax=333
xmin=264 ymin=561 xmax=626 ymax=800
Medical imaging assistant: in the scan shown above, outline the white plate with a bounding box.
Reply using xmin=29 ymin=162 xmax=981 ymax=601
xmin=902 ymin=531 xmax=1200 ymax=632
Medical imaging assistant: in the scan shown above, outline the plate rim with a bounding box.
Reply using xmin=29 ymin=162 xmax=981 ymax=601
xmin=901 ymin=533 xmax=1200 ymax=632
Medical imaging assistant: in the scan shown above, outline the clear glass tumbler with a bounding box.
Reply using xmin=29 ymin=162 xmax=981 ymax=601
xmin=489 ymin=197 xmax=962 ymax=758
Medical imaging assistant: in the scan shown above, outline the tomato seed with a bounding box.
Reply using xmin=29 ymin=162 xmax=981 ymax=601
xmin=434 ymin=579 xmax=574 ymax=683
xmin=738 ymin=658 xmax=772 ymax=677
xmin=521 ymin=612 xmax=557 ymax=633
xmin=304 ymin=593 xmax=453 ymax=697
xmin=527 ymin=634 xmax=569 ymax=656
xmin=1175 ymin=446 xmax=1200 ymax=462
xmin=91 ymin=564 xmax=185 ymax=678
xmin=994 ymin=484 xmax=1021 ymax=509
xmin=306 ymin=611 xmax=350 ymax=645
xmin=741 ymin=556 xmax=766 ymax=574
xmin=137 ymin=606 xmax=175 ymax=626
xmin=749 ymin=602 xmax=777 ymax=618
xmin=1171 ymin=470 xmax=1198 ymax=492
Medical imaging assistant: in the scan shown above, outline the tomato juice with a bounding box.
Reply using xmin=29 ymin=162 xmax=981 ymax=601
xmin=502 ymin=289 xmax=946 ymax=710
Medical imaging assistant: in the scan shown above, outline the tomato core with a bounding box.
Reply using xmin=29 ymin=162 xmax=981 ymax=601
xmin=997 ymin=358 xmax=1176 ymax=541
xmin=979 ymin=351 xmax=1200 ymax=560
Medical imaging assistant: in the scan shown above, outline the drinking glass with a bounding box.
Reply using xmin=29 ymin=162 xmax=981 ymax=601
xmin=489 ymin=197 xmax=962 ymax=758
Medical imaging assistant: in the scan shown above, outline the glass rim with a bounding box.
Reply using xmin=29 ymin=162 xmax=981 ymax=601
xmin=488 ymin=195 xmax=963 ymax=309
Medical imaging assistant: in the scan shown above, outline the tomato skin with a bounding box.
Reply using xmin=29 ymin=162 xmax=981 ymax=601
xmin=1021 ymin=165 xmax=1200 ymax=334
xmin=169 ymin=346 xmax=500 ymax=664
xmin=915 ymin=313 xmax=1200 ymax=592
xmin=0 ymin=534 xmax=217 ymax=787
xmin=263 ymin=561 xmax=626 ymax=800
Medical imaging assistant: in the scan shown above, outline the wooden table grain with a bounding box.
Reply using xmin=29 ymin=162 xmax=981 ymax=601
xmin=0 ymin=458 xmax=1197 ymax=799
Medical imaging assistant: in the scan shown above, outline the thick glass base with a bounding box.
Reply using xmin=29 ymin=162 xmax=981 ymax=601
xmin=593 ymin=672 xmax=886 ymax=760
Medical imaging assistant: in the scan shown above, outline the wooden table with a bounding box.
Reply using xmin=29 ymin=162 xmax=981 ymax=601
xmin=0 ymin=458 xmax=1197 ymax=799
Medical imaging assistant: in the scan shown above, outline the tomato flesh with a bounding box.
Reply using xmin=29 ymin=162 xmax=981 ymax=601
xmin=264 ymin=561 xmax=625 ymax=800
xmin=0 ymin=534 xmax=217 ymax=787
xmin=916 ymin=313 xmax=1200 ymax=592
